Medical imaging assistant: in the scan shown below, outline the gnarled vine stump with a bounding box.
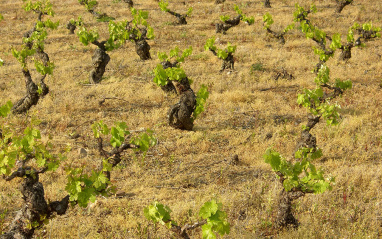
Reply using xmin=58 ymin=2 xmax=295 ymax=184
xmin=335 ymin=0 xmax=353 ymax=13
xmin=90 ymin=46 xmax=110 ymax=84
xmin=66 ymin=21 xmax=76 ymax=34
xmin=12 ymin=70 xmax=40 ymax=114
xmin=168 ymin=78 xmax=196 ymax=130
xmin=1 ymin=168 xmax=69 ymax=239
xmin=124 ymin=0 xmax=133 ymax=8
xmin=134 ymin=39 xmax=151 ymax=60
xmin=264 ymin=0 xmax=271 ymax=8
xmin=275 ymin=189 xmax=305 ymax=228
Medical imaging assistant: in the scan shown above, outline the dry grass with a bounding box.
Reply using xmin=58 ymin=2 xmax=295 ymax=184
xmin=1 ymin=0 xmax=382 ymax=238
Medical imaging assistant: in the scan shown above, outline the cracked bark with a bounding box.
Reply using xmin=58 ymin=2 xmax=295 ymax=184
xmin=1 ymin=168 xmax=69 ymax=239
xmin=66 ymin=21 xmax=76 ymax=34
xmin=264 ymin=0 xmax=271 ymax=8
xmin=275 ymin=188 xmax=305 ymax=228
xmin=168 ymin=78 xmax=196 ymax=130
xmin=89 ymin=41 xmax=110 ymax=84
xmin=127 ymin=25 xmax=151 ymax=60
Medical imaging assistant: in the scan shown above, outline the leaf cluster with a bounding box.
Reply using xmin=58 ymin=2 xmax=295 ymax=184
xmin=199 ymin=199 xmax=230 ymax=238
xmin=297 ymin=65 xmax=351 ymax=125
xmin=129 ymin=8 xmax=155 ymax=40
xmin=352 ymin=22 xmax=382 ymax=38
xmin=233 ymin=5 xmax=254 ymax=25
xmin=69 ymin=16 xmax=83 ymax=26
xmin=293 ymin=3 xmax=316 ymax=22
xmin=65 ymin=166 xmax=112 ymax=207
xmin=144 ymin=199 xmax=230 ymax=239
xmin=153 ymin=64 xmax=188 ymax=86
xmin=23 ymin=0 xmax=55 ymax=16
xmin=193 ymin=84 xmax=209 ymax=121
xmin=157 ymin=46 xmax=192 ymax=63
xmin=264 ymin=148 xmax=334 ymax=194
xmin=78 ymin=0 xmax=98 ymax=11
xmin=204 ymin=37 xmax=236 ymax=60
xmin=158 ymin=0 xmax=170 ymax=12
xmin=0 ymin=104 xmax=62 ymax=176
xmin=263 ymin=13 xmax=294 ymax=33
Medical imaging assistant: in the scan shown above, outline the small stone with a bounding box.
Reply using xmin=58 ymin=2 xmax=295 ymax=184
xmin=230 ymin=154 xmax=239 ymax=165
xmin=265 ymin=132 xmax=273 ymax=140
xmin=115 ymin=190 xmax=127 ymax=198
xmin=78 ymin=148 xmax=87 ymax=158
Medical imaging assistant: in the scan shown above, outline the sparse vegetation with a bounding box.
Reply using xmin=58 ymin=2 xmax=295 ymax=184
xmin=1 ymin=0 xmax=382 ymax=238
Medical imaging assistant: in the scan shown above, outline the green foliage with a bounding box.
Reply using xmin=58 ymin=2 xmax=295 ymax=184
xmin=297 ymin=65 xmax=351 ymax=125
xmin=34 ymin=60 xmax=55 ymax=75
xmin=130 ymin=129 xmax=157 ymax=153
xmin=145 ymin=199 xmax=230 ymax=239
xmin=352 ymin=22 xmax=382 ymax=38
xmin=263 ymin=13 xmax=273 ymax=29
xmin=264 ymin=148 xmax=333 ymax=193
xmin=330 ymin=33 xmax=342 ymax=50
xmin=293 ymin=3 xmax=316 ymax=22
xmin=78 ymin=0 xmax=97 ymax=11
xmin=193 ymin=85 xmax=209 ymax=121
xmin=153 ymin=64 xmax=187 ymax=86
xmin=157 ymin=46 xmax=192 ymax=63
xmin=92 ymin=121 xmax=130 ymax=148
xmin=199 ymin=199 xmax=230 ymax=239
xmin=65 ymin=166 xmax=111 ymax=207
xmin=0 ymin=101 xmax=12 ymax=117
xmin=219 ymin=15 xmax=230 ymax=22
xmin=129 ymin=8 xmax=154 ymax=40
xmin=77 ymin=27 xmax=99 ymax=46
xmin=300 ymin=20 xmax=326 ymax=43
xmin=105 ymin=20 xmax=129 ymax=51
xmin=204 ymin=37 xmax=236 ymax=60
xmin=12 ymin=5 xmax=58 ymax=73
xmin=96 ymin=14 xmax=115 ymax=23
xmin=284 ymin=23 xmax=295 ymax=33
xmin=23 ymin=0 xmax=55 ymax=16
xmin=69 ymin=16 xmax=83 ymax=26
xmin=158 ymin=0 xmax=169 ymax=12
xmin=186 ymin=7 xmax=193 ymax=16
xmin=144 ymin=202 xmax=173 ymax=228
xmin=12 ymin=48 xmax=36 ymax=68
xmin=67 ymin=121 xmax=156 ymax=207
xmin=233 ymin=4 xmax=254 ymax=25
xmin=0 ymin=116 xmax=62 ymax=176
xmin=77 ymin=15 xmax=151 ymax=51
xmin=0 ymin=13 xmax=3 ymax=21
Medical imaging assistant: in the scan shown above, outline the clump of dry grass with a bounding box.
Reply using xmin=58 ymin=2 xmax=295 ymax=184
xmin=1 ymin=0 xmax=382 ymax=238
